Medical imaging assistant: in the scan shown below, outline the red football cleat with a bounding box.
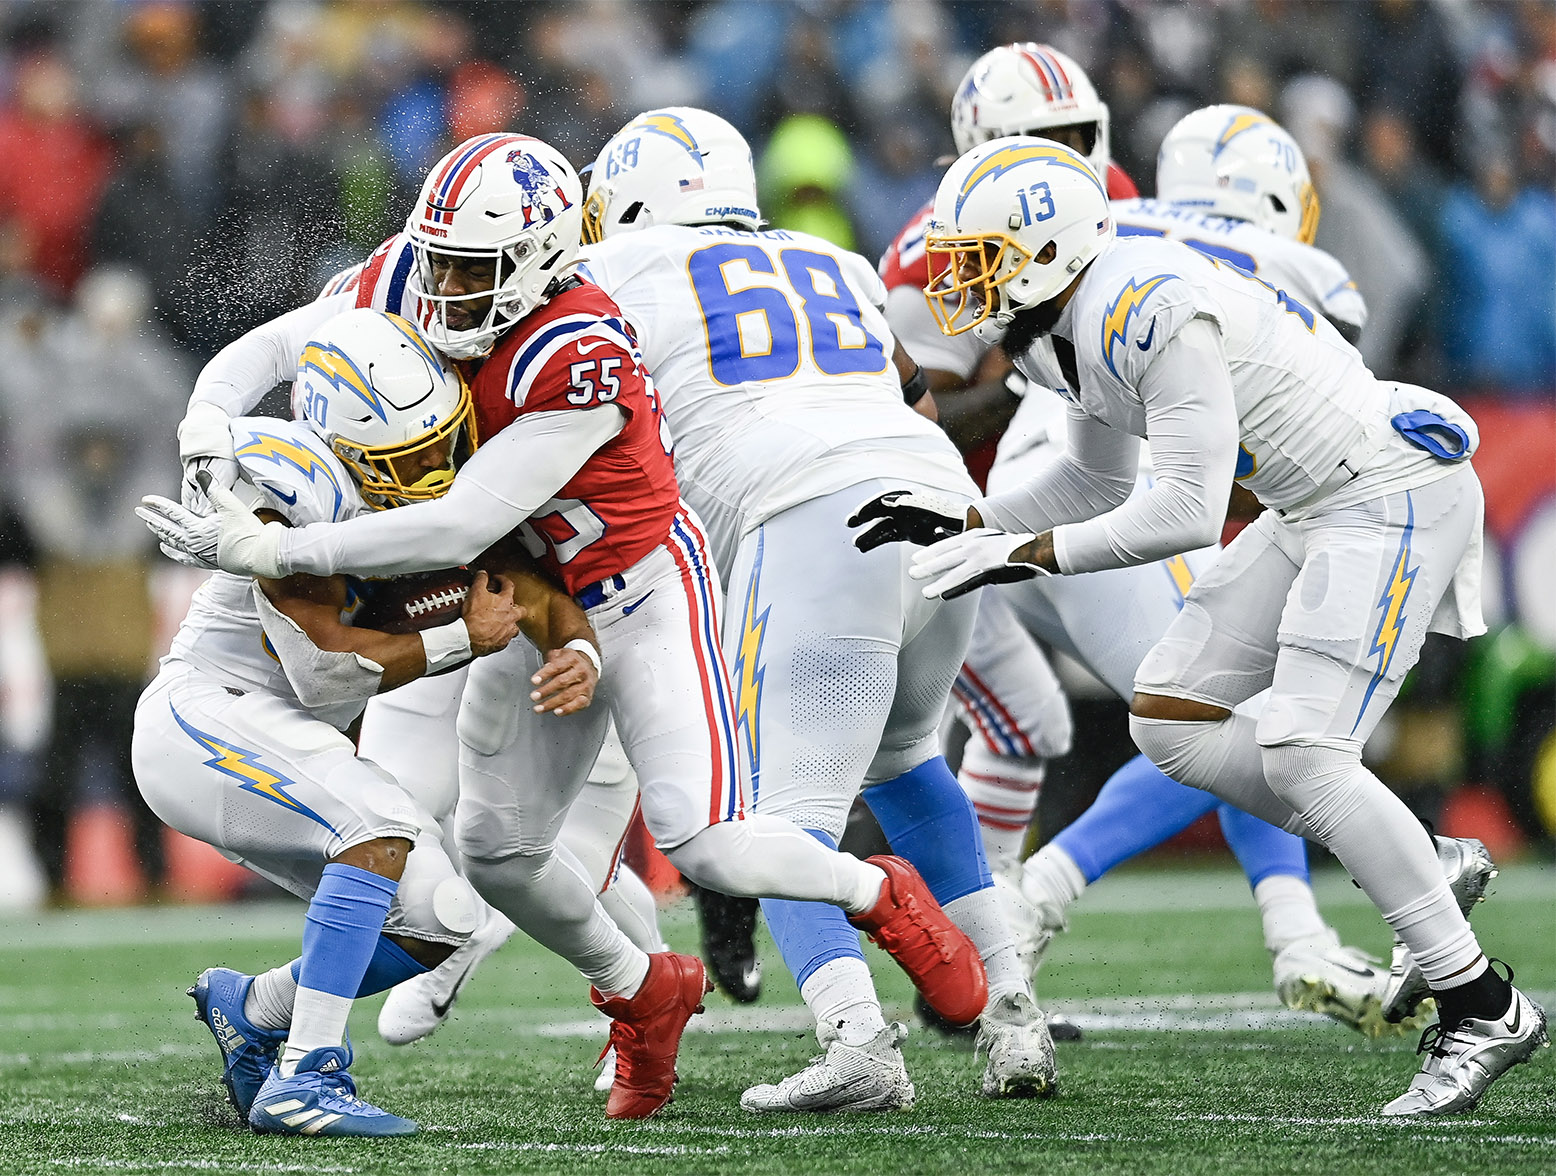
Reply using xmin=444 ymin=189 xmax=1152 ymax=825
xmin=848 ymin=855 xmax=989 ymax=1027
xmin=590 ymin=951 xmax=712 ymax=1120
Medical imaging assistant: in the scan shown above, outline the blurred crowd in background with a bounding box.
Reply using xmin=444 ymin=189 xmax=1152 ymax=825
xmin=0 ymin=0 xmax=1550 ymax=907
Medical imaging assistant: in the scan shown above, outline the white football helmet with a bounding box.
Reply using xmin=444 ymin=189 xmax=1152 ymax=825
xmin=582 ymin=107 xmax=760 ymax=243
xmin=406 ymin=133 xmax=583 ymax=360
xmin=951 ymin=43 xmax=1110 ymax=181
xmin=295 ymin=309 xmax=474 ymax=509
xmin=925 ymin=137 xmax=1114 ymax=339
xmin=1156 ymin=105 xmax=1320 ymax=244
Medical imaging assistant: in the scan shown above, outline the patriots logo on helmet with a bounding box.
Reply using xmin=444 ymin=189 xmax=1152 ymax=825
xmin=507 ymin=149 xmax=574 ymax=228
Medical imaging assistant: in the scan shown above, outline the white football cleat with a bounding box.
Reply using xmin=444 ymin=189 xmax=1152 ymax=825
xmin=976 ymin=991 xmax=1057 ymax=1098
xmin=1380 ymin=836 xmax=1498 ymax=1027
xmin=741 ymin=1023 xmax=915 ymax=1113
xmin=594 ymin=1045 xmax=616 ymax=1093
xmin=377 ymin=908 xmax=517 ymax=1045
xmin=1273 ymin=929 xmax=1414 ymax=1037
xmin=1008 ymin=869 xmax=1069 ymax=977
xmin=1382 ymin=985 xmax=1548 ymax=1116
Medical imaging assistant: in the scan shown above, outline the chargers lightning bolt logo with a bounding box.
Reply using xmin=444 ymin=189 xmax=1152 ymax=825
xmin=299 ymin=340 xmax=387 ymax=422
xmin=169 ymin=703 xmax=338 ymax=833
xmin=956 ymin=142 xmax=1104 ymax=217
xmin=1215 ymin=110 xmax=1275 ymax=156
xmin=235 ymin=432 xmax=344 ymax=515
xmin=733 ymin=531 xmax=770 ymax=796
xmin=1352 ymin=495 xmax=1418 ymax=734
xmin=1101 ymin=274 xmax=1174 ymax=377
xmin=631 ymin=112 xmax=703 ymax=163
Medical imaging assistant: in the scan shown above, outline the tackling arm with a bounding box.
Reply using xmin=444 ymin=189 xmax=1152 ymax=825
xmin=276 ymin=406 xmax=626 ymax=579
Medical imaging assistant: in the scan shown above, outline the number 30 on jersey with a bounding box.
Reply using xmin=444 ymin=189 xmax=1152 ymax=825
xmin=687 ymin=242 xmax=888 ymax=386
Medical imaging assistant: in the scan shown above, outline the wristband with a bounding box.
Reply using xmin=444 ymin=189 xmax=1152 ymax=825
xmin=1004 ymin=370 xmax=1031 ymax=399
xmin=901 ymin=363 xmax=929 ymax=407
xmin=565 ymin=638 xmax=602 ymax=676
xmin=421 ymin=618 xmax=473 ymax=675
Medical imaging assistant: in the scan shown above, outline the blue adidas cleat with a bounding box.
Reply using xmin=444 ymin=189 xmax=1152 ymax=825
xmin=188 ymin=967 xmax=286 ymax=1119
xmin=248 ymin=1045 xmax=418 ymax=1137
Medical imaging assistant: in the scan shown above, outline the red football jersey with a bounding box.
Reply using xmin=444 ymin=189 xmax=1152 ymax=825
xmin=469 ymin=280 xmax=681 ymax=595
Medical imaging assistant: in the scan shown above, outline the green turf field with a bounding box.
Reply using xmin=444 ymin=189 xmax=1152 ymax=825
xmin=1 ymin=862 xmax=1551 ymax=1175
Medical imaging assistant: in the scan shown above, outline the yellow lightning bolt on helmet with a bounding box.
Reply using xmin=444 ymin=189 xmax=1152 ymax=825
xmin=582 ymin=106 xmax=760 ymax=244
xmin=1156 ymin=105 xmax=1321 ymax=244
xmin=924 ymin=137 xmax=1113 ymax=340
xmin=296 ymin=309 xmax=476 ymax=510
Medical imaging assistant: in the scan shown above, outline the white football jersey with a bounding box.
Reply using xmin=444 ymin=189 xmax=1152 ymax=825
xmin=1111 ymin=197 xmax=1367 ymax=335
xmin=1020 ymin=235 xmax=1451 ymax=514
xmin=165 ymin=417 xmax=370 ymax=728
xmin=580 ymin=224 xmax=974 ymax=573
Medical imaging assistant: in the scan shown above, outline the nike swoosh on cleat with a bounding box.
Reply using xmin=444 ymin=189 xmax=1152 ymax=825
xmin=1331 ymin=961 xmax=1380 ymax=979
xmin=430 ymin=962 xmax=477 ymax=1020
xmin=621 ymin=591 xmax=654 ymax=616
xmin=1136 ymin=318 xmax=1157 ymax=350
xmin=1503 ymin=1001 xmax=1522 ymax=1036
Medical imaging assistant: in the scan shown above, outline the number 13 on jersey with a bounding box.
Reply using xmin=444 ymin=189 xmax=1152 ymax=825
xmin=687 ymin=242 xmax=888 ymax=385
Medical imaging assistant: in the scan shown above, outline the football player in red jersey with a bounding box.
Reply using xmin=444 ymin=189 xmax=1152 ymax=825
xmin=145 ymin=134 xmax=986 ymax=1119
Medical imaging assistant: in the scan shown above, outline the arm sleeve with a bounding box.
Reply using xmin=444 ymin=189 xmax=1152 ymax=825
xmin=276 ymin=406 xmax=626 ymax=577
xmin=976 ymin=406 xmax=1140 ymax=534
xmin=188 ymin=293 xmax=356 ymax=417
xmin=1049 ymin=317 xmax=1238 ymax=573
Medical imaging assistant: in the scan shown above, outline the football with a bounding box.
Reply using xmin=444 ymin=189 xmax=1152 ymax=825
xmin=352 ymin=567 xmax=474 ymax=634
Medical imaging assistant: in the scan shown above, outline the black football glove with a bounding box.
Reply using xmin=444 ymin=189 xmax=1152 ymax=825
xmin=849 ymin=489 xmax=969 ymax=553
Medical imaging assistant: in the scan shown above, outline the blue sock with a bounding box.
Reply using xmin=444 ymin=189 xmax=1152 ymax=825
xmin=357 ymin=936 xmax=430 ymax=997
xmin=1053 ymin=754 xmax=1219 ymax=882
xmin=760 ymin=829 xmax=865 ymax=988
xmin=862 ymin=756 xmax=991 ymax=904
xmin=1218 ymin=804 xmax=1310 ymax=890
xmin=299 ymin=862 xmax=399 ymax=999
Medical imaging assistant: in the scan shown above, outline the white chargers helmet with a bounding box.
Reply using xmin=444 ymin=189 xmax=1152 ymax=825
xmin=406 ymin=133 xmax=583 ymax=359
xmin=295 ymin=309 xmax=475 ymax=509
xmin=951 ymin=43 xmax=1110 ymax=181
xmin=581 ymin=107 xmax=760 ymax=243
xmin=1156 ymin=105 xmax=1320 ymax=244
xmin=924 ymin=137 xmax=1114 ymax=340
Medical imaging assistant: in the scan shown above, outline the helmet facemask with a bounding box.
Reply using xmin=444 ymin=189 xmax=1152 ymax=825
xmin=409 ymin=235 xmax=569 ymax=360
xmin=331 ymin=380 xmax=478 ymax=510
xmin=924 ymin=234 xmax=1036 ymax=336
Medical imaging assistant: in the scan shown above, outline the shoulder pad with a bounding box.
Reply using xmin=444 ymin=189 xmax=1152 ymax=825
xmin=1094 ymin=270 xmax=1198 ymax=384
xmin=230 ymin=419 xmax=358 ymax=525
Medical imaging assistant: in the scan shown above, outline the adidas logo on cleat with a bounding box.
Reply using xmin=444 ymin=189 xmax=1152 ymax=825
xmin=209 ymin=1007 xmax=245 ymax=1057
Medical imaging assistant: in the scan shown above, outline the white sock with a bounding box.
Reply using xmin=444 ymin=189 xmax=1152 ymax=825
xmin=245 ymin=962 xmax=299 ymax=1032
xmin=280 ymin=987 xmax=353 ymax=1076
xmin=1253 ymin=875 xmax=1329 ymax=955
xmin=945 ymin=886 xmax=1029 ymax=1006
xmin=800 ymin=956 xmax=886 ymax=1047
xmin=597 ymin=947 xmax=651 ymax=1001
xmin=599 ymin=862 xmax=668 ymax=953
xmin=958 ymin=754 xmax=1044 ymax=876
xmin=1022 ymin=843 xmax=1087 ymax=911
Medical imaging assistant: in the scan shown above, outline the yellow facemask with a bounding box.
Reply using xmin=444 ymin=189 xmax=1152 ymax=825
xmin=333 ymin=378 xmax=479 ymax=510
xmin=922 ymin=232 xmax=1033 ymax=337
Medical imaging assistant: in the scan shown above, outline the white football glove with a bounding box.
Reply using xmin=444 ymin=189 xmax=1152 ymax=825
xmin=137 ymin=471 xmax=287 ymax=578
xmin=177 ymin=402 xmax=240 ymax=514
xmin=909 ymin=528 xmax=1049 ymax=601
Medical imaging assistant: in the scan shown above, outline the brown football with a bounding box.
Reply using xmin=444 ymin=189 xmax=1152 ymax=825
xmin=352 ymin=568 xmax=474 ymax=634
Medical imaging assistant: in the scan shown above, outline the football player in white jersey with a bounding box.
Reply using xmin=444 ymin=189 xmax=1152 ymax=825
xmin=578 ymin=107 xmax=1054 ymax=1109
xmin=131 ymin=309 xmax=598 ymax=1135
xmin=859 ymin=139 xmax=1548 ymax=1115
xmin=176 ymin=232 xmax=672 ymax=1061
xmin=938 ymin=108 xmax=1403 ymax=1034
